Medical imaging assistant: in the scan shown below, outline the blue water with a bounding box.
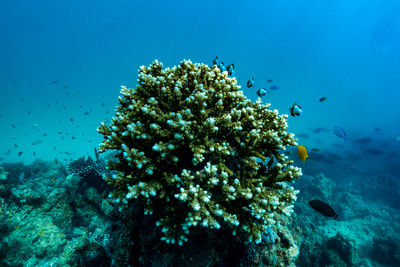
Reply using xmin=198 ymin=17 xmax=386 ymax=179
xmin=1 ymin=0 xmax=400 ymax=265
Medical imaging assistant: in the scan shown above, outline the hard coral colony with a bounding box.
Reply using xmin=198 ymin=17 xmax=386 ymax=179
xmin=97 ymin=59 xmax=302 ymax=245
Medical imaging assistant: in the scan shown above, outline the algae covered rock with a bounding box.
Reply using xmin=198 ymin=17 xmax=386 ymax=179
xmin=98 ymin=59 xmax=302 ymax=245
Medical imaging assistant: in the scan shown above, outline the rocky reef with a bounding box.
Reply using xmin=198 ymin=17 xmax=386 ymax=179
xmin=97 ymin=59 xmax=302 ymax=247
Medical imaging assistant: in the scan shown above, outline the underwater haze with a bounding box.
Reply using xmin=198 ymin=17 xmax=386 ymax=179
xmin=1 ymin=0 xmax=400 ymax=266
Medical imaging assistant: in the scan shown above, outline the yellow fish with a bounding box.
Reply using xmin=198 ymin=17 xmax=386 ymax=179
xmin=297 ymin=145 xmax=308 ymax=162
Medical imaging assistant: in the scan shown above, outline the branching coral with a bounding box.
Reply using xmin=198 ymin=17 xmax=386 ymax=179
xmin=97 ymin=59 xmax=302 ymax=245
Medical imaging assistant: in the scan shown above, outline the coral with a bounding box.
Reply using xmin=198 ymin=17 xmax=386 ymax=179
xmin=0 ymin=167 xmax=7 ymax=182
xmin=97 ymin=59 xmax=302 ymax=245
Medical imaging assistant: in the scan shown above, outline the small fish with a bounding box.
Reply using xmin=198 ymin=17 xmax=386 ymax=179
xmin=247 ymin=78 xmax=255 ymax=88
xmin=101 ymin=102 xmax=105 ymax=108
xmin=289 ymin=103 xmax=302 ymax=117
xmin=363 ymin=149 xmax=383 ymax=155
xmin=14 ymin=144 xmax=18 ymax=148
xmin=226 ymin=64 xmax=234 ymax=76
xmin=71 ymin=136 xmax=76 ymax=140
xmin=256 ymin=88 xmax=268 ymax=97
xmin=333 ymin=126 xmax=350 ymax=143
xmin=319 ymin=97 xmax=327 ymax=102
xmin=297 ymin=145 xmax=308 ymax=162
xmin=57 ymin=132 xmax=63 ymax=135
xmin=213 ymin=56 xmax=218 ymax=66
xmin=83 ymin=111 xmax=90 ymax=115
xmin=32 ymin=140 xmax=42 ymax=145
xmin=33 ymin=152 xmax=36 ymax=156
xmin=42 ymin=133 xmax=48 ymax=137
xmin=218 ymin=62 xmax=225 ymax=72
xmin=354 ymin=137 xmax=372 ymax=144
xmin=269 ymin=85 xmax=279 ymax=90
xmin=11 ymin=124 xmax=16 ymax=128
xmin=267 ymin=79 xmax=273 ymax=83
xmin=308 ymin=199 xmax=338 ymax=219
xmin=70 ymin=117 xmax=74 ymax=122
xmin=374 ymin=127 xmax=381 ymax=132
xmin=52 ymin=81 xmax=58 ymax=84
xmin=310 ymin=148 xmax=321 ymax=152
xmin=18 ymin=151 xmax=23 ymax=156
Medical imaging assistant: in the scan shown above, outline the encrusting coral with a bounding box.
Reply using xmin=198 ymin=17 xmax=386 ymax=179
xmin=97 ymin=59 xmax=302 ymax=245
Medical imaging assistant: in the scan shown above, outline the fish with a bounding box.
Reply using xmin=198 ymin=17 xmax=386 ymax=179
xmin=256 ymin=88 xmax=268 ymax=97
xmin=312 ymin=127 xmax=329 ymax=133
xmin=218 ymin=62 xmax=225 ymax=72
xmin=363 ymin=149 xmax=383 ymax=155
xmin=333 ymin=126 xmax=350 ymax=143
xmin=297 ymin=145 xmax=308 ymax=162
xmin=319 ymin=97 xmax=327 ymax=102
xmin=374 ymin=127 xmax=381 ymax=132
xmin=14 ymin=144 xmax=18 ymax=148
xmin=289 ymin=103 xmax=302 ymax=117
xmin=354 ymin=137 xmax=372 ymax=144
xmin=310 ymin=148 xmax=321 ymax=152
xmin=213 ymin=56 xmax=218 ymax=66
xmin=83 ymin=111 xmax=90 ymax=115
xmin=269 ymin=85 xmax=279 ymax=90
xmin=32 ymin=140 xmax=43 ymax=145
xmin=18 ymin=152 xmax=23 ymax=156
xmin=12 ymin=124 xmax=16 ymax=128
xmin=267 ymin=79 xmax=273 ymax=83
xmin=70 ymin=117 xmax=74 ymax=122
xmin=226 ymin=64 xmax=234 ymax=76
xmin=308 ymin=199 xmax=338 ymax=219
xmin=247 ymin=78 xmax=255 ymax=88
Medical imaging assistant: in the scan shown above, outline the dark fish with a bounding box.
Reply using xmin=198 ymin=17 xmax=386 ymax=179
xmin=256 ymin=88 xmax=267 ymax=97
xmin=42 ymin=133 xmax=48 ymax=137
xmin=374 ymin=127 xmax=381 ymax=132
xmin=319 ymin=97 xmax=327 ymax=102
xmin=52 ymin=81 xmax=58 ymax=84
xmin=18 ymin=151 xmax=23 ymax=156
xmin=354 ymin=137 xmax=372 ymax=144
xmin=101 ymin=102 xmax=105 ymax=108
xmin=269 ymin=85 xmax=279 ymax=90
xmin=83 ymin=111 xmax=90 ymax=115
xmin=289 ymin=103 xmax=302 ymax=117
xmin=32 ymin=140 xmax=42 ymax=145
xmin=226 ymin=64 xmax=234 ymax=76
xmin=212 ymin=56 xmax=218 ymax=66
xmin=311 ymin=148 xmax=321 ymax=152
xmin=267 ymin=79 xmax=273 ymax=83
xmin=57 ymin=132 xmax=63 ymax=135
xmin=308 ymin=199 xmax=338 ymax=219
xmin=363 ymin=149 xmax=383 ymax=155
xmin=218 ymin=62 xmax=225 ymax=72
xmin=72 ymin=136 xmax=76 ymax=140
xmin=12 ymin=124 xmax=16 ymax=128
xmin=33 ymin=152 xmax=36 ymax=156
xmin=14 ymin=144 xmax=18 ymax=148
xmin=297 ymin=133 xmax=310 ymax=139
xmin=247 ymin=78 xmax=255 ymax=88
xmin=70 ymin=117 xmax=74 ymax=122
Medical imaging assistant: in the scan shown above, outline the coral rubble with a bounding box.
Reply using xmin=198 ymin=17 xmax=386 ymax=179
xmin=98 ymin=59 xmax=302 ymax=245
